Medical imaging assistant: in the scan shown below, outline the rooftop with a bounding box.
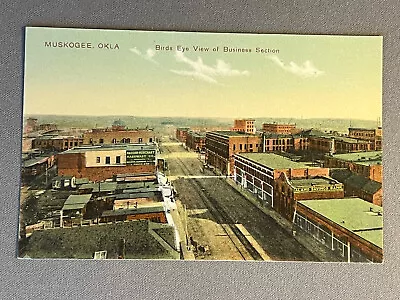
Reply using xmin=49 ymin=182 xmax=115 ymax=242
xmin=238 ymin=153 xmax=310 ymax=169
xmin=61 ymin=143 xmax=156 ymax=154
xmin=79 ymin=182 xmax=118 ymax=192
xmin=290 ymin=177 xmax=340 ymax=188
xmin=330 ymin=169 xmax=381 ymax=194
xmin=102 ymin=203 xmax=165 ymax=217
xmin=62 ymin=194 xmax=92 ymax=210
xmin=298 ymin=198 xmax=383 ymax=248
xmin=208 ymin=130 xmax=257 ymax=137
xmin=23 ymin=156 xmax=49 ymax=168
xmin=330 ymin=151 xmax=382 ymax=165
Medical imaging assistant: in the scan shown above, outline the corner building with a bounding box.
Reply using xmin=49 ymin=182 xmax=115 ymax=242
xmin=206 ymin=131 xmax=261 ymax=175
xmin=57 ymin=144 xmax=157 ymax=182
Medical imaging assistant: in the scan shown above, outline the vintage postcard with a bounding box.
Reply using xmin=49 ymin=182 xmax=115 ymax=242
xmin=19 ymin=27 xmax=382 ymax=262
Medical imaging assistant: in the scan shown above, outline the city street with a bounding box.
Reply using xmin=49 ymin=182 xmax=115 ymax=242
xmin=162 ymin=142 xmax=318 ymax=261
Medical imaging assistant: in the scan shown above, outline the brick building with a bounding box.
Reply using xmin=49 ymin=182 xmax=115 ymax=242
xmin=232 ymin=119 xmax=256 ymax=134
xmin=83 ymin=127 xmax=156 ymax=145
xmin=348 ymin=127 xmax=382 ymax=151
xmin=206 ymin=131 xmax=262 ymax=175
xmin=262 ymin=123 xmax=298 ymax=134
xmin=330 ymin=169 xmax=382 ymax=206
xmin=294 ymin=198 xmax=383 ymax=262
xmin=233 ymin=152 xmax=330 ymax=207
xmin=175 ymin=127 xmax=190 ymax=143
xmin=32 ymin=135 xmax=84 ymax=152
xmin=324 ymin=151 xmax=382 ymax=183
xmin=261 ymin=133 xmax=308 ymax=152
xmin=57 ymin=144 xmax=157 ymax=182
xmin=185 ymin=131 xmax=206 ymax=152
xmin=309 ymin=136 xmax=373 ymax=154
xmin=275 ymin=174 xmax=344 ymax=220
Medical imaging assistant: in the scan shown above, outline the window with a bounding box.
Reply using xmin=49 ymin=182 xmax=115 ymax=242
xmin=96 ymin=157 xmax=100 ymax=163
xmin=250 ymin=144 xmax=253 ymax=148
xmin=99 ymin=138 xmax=104 ymax=144
xmin=233 ymin=144 xmax=236 ymax=151
xmin=116 ymin=156 xmax=121 ymax=164
xmin=74 ymin=142 xmax=78 ymax=146
xmin=112 ymin=138 xmax=117 ymax=144
xmin=138 ymin=138 xmax=143 ymax=143
xmin=149 ymin=138 xmax=153 ymax=143
xmin=239 ymin=144 xmax=242 ymax=150
xmin=105 ymin=156 xmax=110 ymax=164
xmin=126 ymin=138 xmax=131 ymax=143
xmin=64 ymin=141 xmax=68 ymax=147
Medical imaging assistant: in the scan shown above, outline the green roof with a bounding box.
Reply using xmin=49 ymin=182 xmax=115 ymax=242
xmin=330 ymin=151 xmax=382 ymax=165
xmin=62 ymin=194 xmax=92 ymax=210
xmin=330 ymin=169 xmax=381 ymax=194
xmin=238 ymin=153 xmax=310 ymax=170
xmin=298 ymin=198 xmax=383 ymax=248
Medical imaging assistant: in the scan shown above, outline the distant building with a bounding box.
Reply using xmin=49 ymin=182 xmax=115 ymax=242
xmin=233 ymin=152 xmax=330 ymax=207
xmin=324 ymin=151 xmax=382 ymax=183
xmin=101 ymin=203 xmax=167 ymax=224
xmin=232 ymin=119 xmax=256 ymax=134
xmin=83 ymin=123 xmax=156 ymax=145
xmin=261 ymin=133 xmax=308 ymax=152
xmin=57 ymin=143 xmax=158 ymax=182
xmin=25 ymin=117 xmax=38 ymax=133
xmin=32 ymin=135 xmax=84 ymax=152
xmin=206 ymin=131 xmax=261 ymax=175
xmin=294 ymin=198 xmax=383 ymax=262
xmin=262 ymin=123 xmax=298 ymax=134
xmin=38 ymin=123 xmax=57 ymax=131
xmin=175 ymin=127 xmax=190 ymax=143
xmin=348 ymin=127 xmax=382 ymax=151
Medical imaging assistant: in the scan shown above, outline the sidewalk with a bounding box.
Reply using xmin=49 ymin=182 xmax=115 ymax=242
xmin=225 ymin=178 xmax=342 ymax=262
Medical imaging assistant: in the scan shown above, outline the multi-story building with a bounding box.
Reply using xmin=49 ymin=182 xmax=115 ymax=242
xmin=233 ymin=152 xmax=330 ymax=207
xmin=274 ymin=174 xmax=344 ymax=220
xmin=294 ymin=198 xmax=383 ymax=262
xmin=232 ymin=119 xmax=256 ymax=134
xmin=348 ymin=127 xmax=382 ymax=151
xmin=57 ymin=143 xmax=158 ymax=182
xmin=261 ymin=133 xmax=308 ymax=152
xmin=83 ymin=127 xmax=156 ymax=145
xmin=206 ymin=131 xmax=261 ymax=175
xmin=32 ymin=135 xmax=84 ymax=152
xmin=262 ymin=123 xmax=298 ymax=134
xmin=175 ymin=127 xmax=190 ymax=143
xmin=324 ymin=151 xmax=382 ymax=183
xmin=185 ymin=131 xmax=206 ymax=152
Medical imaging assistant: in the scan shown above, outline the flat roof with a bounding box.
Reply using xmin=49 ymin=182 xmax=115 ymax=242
xmin=23 ymin=156 xmax=49 ymax=168
xmin=62 ymin=143 xmax=156 ymax=154
xmin=290 ymin=177 xmax=339 ymax=188
xmin=62 ymin=194 xmax=92 ymax=210
xmin=208 ymin=131 xmax=257 ymax=137
xmin=330 ymin=151 xmax=382 ymax=165
xmin=298 ymin=198 xmax=383 ymax=248
xmin=79 ymin=182 xmax=118 ymax=192
xmin=238 ymin=153 xmax=310 ymax=169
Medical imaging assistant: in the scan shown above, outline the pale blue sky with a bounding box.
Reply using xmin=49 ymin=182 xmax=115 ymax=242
xmin=23 ymin=27 xmax=382 ymax=121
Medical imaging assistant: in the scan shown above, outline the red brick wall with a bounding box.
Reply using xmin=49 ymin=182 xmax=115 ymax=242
xmin=127 ymin=212 xmax=167 ymax=223
xmin=83 ymin=130 xmax=155 ymax=144
xmin=58 ymin=152 xmax=156 ymax=181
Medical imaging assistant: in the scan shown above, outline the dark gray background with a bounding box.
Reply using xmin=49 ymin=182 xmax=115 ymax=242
xmin=1 ymin=1 xmax=399 ymax=299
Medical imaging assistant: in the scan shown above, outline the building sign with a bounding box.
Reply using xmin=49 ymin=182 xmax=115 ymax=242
xmin=126 ymin=149 xmax=156 ymax=165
